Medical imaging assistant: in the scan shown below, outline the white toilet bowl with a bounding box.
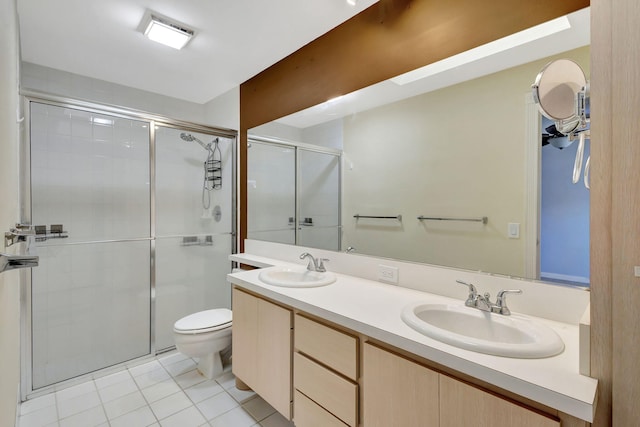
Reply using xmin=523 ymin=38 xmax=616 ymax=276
xmin=173 ymin=308 xmax=232 ymax=379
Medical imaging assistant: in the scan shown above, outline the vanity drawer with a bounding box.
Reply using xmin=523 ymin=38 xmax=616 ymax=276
xmin=294 ymin=314 xmax=357 ymax=380
xmin=294 ymin=352 xmax=358 ymax=426
xmin=294 ymin=390 xmax=349 ymax=427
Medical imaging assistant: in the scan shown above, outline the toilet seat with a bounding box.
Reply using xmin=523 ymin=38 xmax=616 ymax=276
xmin=174 ymin=309 xmax=232 ymax=334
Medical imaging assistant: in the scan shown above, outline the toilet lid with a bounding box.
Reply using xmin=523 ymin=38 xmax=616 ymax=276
xmin=174 ymin=309 xmax=232 ymax=332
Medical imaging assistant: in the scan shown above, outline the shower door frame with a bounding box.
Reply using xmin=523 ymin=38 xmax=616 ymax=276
xmin=247 ymin=135 xmax=342 ymax=250
xmin=19 ymin=91 xmax=238 ymax=400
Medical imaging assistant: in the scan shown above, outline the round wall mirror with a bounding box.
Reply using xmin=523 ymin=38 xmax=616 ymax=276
xmin=533 ymin=58 xmax=590 ymax=187
xmin=532 ymin=59 xmax=587 ymax=134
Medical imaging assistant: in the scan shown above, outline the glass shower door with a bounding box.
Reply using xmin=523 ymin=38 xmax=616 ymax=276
xmin=29 ymin=102 xmax=151 ymax=388
xmin=247 ymin=140 xmax=296 ymax=244
xmin=154 ymin=126 xmax=235 ymax=350
xmin=297 ymin=149 xmax=341 ymax=250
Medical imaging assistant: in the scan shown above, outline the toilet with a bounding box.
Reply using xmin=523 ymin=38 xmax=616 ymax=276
xmin=173 ymin=308 xmax=232 ymax=379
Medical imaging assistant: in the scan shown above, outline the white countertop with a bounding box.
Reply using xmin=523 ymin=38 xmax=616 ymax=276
xmin=228 ymin=253 xmax=597 ymax=422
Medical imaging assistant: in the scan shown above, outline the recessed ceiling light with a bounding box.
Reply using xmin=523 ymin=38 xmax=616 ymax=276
xmin=347 ymin=0 xmax=357 ymax=6
xmin=391 ymin=16 xmax=572 ymax=85
xmin=142 ymin=14 xmax=194 ymax=50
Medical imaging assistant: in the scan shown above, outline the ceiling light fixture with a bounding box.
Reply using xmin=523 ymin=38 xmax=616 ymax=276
xmin=391 ymin=15 xmax=571 ymax=85
xmin=143 ymin=14 xmax=194 ymax=50
xmin=347 ymin=0 xmax=357 ymax=6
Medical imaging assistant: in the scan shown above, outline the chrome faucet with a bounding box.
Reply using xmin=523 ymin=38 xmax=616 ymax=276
xmin=299 ymin=252 xmax=329 ymax=273
xmin=456 ymin=280 xmax=522 ymax=316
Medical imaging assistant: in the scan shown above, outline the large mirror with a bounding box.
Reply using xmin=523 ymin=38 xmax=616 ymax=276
xmin=248 ymin=7 xmax=591 ymax=288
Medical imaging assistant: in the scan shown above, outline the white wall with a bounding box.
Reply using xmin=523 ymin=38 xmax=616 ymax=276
xmin=301 ymin=119 xmax=343 ymax=150
xmin=204 ymin=86 xmax=240 ymax=131
xmin=0 ymin=0 xmax=22 ymax=424
xmin=252 ymin=119 xmax=343 ymax=150
xmin=250 ymin=121 xmax=302 ymax=142
xmin=341 ymin=47 xmax=590 ymax=278
xmin=22 ymin=62 xmax=209 ymax=125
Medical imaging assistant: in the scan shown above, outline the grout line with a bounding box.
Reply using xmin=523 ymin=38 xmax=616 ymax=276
xmin=91 ymin=378 xmax=111 ymax=427
xmin=21 ymin=353 xmax=276 ymax=427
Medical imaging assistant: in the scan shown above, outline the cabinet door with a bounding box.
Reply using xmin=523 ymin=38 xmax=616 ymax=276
xmin=232 ymin=287 xmax=259 ymax=388
xmin=440 ymin=375 xmax=560 ymax=427
xmin=363 ymin=343 xmax=439 ymax=427
xmin=231 ymin=288 xmax=292 ymax=419
xmin=257 ymin=295 xmax=292 ymax=418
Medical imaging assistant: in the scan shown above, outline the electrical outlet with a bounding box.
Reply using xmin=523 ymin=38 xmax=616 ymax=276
xmin=378 ymin=264 xmax=399 ymax=284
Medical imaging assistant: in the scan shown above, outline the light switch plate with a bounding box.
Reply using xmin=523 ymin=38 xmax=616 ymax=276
xmin=508 ymin=223 xmax=520 ymax=239
xmin=634 ymin=266 xmax=640 ymax=277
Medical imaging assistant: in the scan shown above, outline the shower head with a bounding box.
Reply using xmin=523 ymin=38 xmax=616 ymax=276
xmin=180 ymin=132 xmax=212 ymax=151
xmin=180 ymin=132 xmax=197 ymax=142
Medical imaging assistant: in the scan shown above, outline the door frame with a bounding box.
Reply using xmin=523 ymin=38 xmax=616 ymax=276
xmin=524 ymin=93 xmax=541 ymax=281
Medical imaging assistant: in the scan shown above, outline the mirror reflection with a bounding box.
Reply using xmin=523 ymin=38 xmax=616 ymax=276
xmin=248 ymin=8 xmax=590 ymax=288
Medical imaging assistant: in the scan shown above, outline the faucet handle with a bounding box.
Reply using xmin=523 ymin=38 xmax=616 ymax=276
xmin=456 ymin=280 xmax=478 ymax=307
xmin=494 ymin=289 xmax=523 ymax=315
xmin=317 ymin=258 xmax=329 ymax=272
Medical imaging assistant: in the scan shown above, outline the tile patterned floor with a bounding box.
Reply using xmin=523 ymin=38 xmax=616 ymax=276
xmin=17 ymin=352 xmax=295 ymax=427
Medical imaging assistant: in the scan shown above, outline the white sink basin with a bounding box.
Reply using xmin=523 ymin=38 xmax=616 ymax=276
xmin=401 ymin=303 xmax=564 ymax=358
xmin=258 ymin=267 xmax=336 ymax=288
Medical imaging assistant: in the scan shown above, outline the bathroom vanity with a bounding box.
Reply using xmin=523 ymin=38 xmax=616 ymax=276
xmin=228 ymin=244 xmax=597 ymax=427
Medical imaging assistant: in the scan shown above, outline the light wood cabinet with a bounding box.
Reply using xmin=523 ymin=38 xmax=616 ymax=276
xmin=439 ymin=374 xmax=560 ymax=427
xmin=293 ymin=315 xmax=359 ymax=427
xmin=231 ymin=286 xmax=584 ymax=427
xmin=294 ymin=314 xmax=357 ymax=380
xmin=363 ymin=343 xmax=439 ymax=427
xmin=231 ymin=287 xmax=292 ymax=419
xmin=294 ymin=390 xmax=349 ymax=427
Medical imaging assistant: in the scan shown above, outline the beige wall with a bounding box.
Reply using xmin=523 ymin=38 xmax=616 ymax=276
xmin=0 ymin=0 xmax=22 ymax=424
xmin=342 ymin=46 xmax=590 ymax=277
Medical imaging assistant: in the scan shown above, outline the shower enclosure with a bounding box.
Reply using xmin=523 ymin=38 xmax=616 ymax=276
xmin=21 ymin=97 xmax=236 ymax=397
xmin=247 ymin=137 xmax=341 ymax=251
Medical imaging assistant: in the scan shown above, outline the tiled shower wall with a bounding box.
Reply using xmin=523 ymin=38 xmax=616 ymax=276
xmin=30 ymin=103 xmax=152 ymax=388
xmin=154 ymin=126 xmax=234 ymax=350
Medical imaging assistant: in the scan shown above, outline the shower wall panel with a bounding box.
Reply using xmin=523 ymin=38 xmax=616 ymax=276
xmin=31 ymin=242 xmax=150 ymax=388
xmin=29 ymin=103 xmax=151 ymax=388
